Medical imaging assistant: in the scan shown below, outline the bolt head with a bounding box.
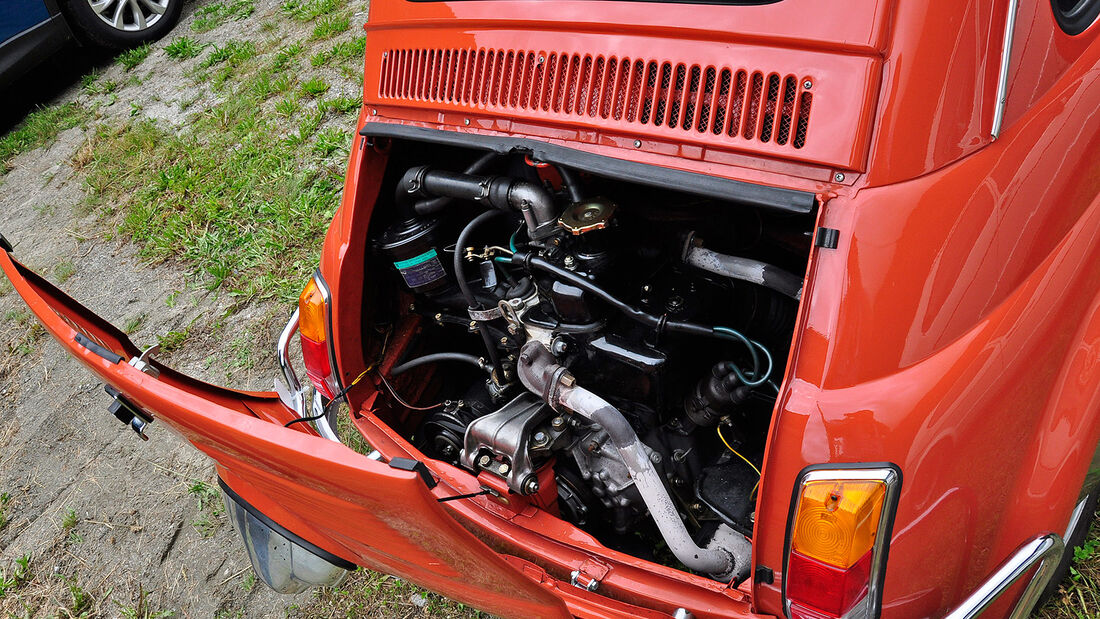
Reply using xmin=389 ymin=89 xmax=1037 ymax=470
xmin=463 ymin=118 xmax=471 ymax=126
xmin=477 ymin=455 xmax=491 ymax=467
xmin=834 ymin=172 xmax=846 ymax=182
xmin=500 ymin=336 xmax=510 ymax=346
xmin=803 ymin=79 xmax=813 ymax=89
xmin=633 ymin=139 xmax=642 ymax=148
xmin=563 ymin=255 xmax=576 ymax=268
xmin=497 ymin=463 xmax=510 ymax=475
xmin=551 ymin=416 xmax=566 ymax=429
xmin=533 ymin=431 xmax=548 ymax=444
xmin=649 ymin=451 xmax=663 ymax=464
xmin=524 ymin=477 xmax=540 ymax=494
xmin=507 ymin=324 xmax=519 ymax=335
xmin=560 ymin=373 xmax=576 ymax=387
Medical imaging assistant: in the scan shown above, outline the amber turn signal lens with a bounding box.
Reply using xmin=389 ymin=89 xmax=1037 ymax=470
xmin=298 ymin=278 xmax=328 ymax=343
xmin=791 ymin=479 xmax=885 ymax=569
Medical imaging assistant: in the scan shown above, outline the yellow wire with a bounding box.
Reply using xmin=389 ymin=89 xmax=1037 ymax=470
xmin=717 ymin=425 xmax=761 ymax=498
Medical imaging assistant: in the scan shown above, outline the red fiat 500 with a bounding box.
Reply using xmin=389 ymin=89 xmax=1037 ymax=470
xmin=4 ymin=0 xmax=1100 ymax=617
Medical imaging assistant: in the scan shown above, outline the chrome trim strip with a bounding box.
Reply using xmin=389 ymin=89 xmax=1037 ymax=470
xmin=783 ymin=465 xmax=902 ymax=619
xmin=312 ymin=269 xmax=345 ymax=397
xmin=991 ymin=0 xmax=1020 ymax=139
xmin=312 ymin=270 xmax=342 ymax=441
xmin=944 ymin=534 xmax=1064 ymax=619
xmin=1065 ymin=497 xmax=1089 ymax=541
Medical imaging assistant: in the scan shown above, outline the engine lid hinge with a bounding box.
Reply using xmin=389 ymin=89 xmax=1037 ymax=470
xmin=570 ymin=558 xmax=610 ymax=592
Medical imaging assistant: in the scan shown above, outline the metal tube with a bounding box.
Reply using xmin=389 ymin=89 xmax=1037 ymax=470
xmin=683 ymin=243 xmax=803 ymax=301
xmin=516 ymin=341 xmax=735 ymax=577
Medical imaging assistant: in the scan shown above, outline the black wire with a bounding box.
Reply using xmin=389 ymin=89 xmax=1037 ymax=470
xmin=435 ymin=492 xmax=492 ymax=501
xmin=284 ymin=409 xmax=327 ymax=428
xmin=513 ymin=251 xmax=761 ymax=376
xmin=454 ymin=210 xmax=505 ymax=377
xmin=391 ymin=352 xmax=489 ymax=376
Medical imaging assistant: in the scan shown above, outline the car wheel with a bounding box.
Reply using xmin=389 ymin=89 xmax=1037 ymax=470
xmin=1040 ymin=476 xmax=1100 ymax=604
xmin=62 ymin=0 xmax=183 ymax=50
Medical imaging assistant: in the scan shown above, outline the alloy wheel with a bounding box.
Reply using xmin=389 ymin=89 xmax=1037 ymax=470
xmin=85 ymin=0 xmax=170 ymax=32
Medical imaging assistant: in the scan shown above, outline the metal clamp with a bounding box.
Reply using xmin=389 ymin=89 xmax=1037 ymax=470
xmin=128 ymin=344 xmax=161 ymax=378
xmin=569 ymin=569 xmax=599 ymax=592
xmin=467 ymin=306 xmax=503 ymax=322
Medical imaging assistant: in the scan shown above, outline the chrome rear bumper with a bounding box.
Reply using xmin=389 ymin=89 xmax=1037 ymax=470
xmin=274 ymin=308 xmax=340 ymax=442
xmin=944 ymin=533 xmax=1064 ymax=619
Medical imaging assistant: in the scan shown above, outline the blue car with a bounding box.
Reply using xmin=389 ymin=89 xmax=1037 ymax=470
xmin=0 ymin=0 xmax=182 ymax=87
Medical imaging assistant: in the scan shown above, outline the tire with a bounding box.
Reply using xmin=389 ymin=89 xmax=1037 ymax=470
xmin=1039 ymin=477 xmax=1100 ymax=604
xmin=62 ymin=0 xmax=183 ymax=50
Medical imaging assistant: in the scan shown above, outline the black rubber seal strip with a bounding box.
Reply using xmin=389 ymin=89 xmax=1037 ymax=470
xmin=360 ymin=122 xmax=816 ymax=215
xmin=217 ymin=477 xmax=358 ymax=571
xmin=74 ymin=333 xmax=124 ymax=364
xmin=0 ymin=233 xmax=12 ymax=253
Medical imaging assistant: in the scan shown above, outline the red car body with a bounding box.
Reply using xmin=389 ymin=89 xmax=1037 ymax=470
xmin=4 ymin=0 xmax=1100 ymax=617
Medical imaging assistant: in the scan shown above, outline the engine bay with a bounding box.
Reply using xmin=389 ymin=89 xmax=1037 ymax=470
xmin=360 ymin=139 xmax=814 ymax=583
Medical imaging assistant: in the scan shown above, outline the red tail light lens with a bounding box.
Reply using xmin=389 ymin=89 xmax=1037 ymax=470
xmin=787 ymin=550 xmax=872 ymax=618
xmin=300 ymin=334 xmax=335 ymax=398
xmin=298 ymin=274 xmax=339 ymax=399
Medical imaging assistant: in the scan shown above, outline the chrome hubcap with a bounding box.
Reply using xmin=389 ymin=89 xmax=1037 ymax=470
xmin=86 ymin=0 xmax=169 ymax=32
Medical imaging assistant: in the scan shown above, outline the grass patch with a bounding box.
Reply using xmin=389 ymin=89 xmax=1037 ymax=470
xmin=0 ymin=103 xmax=87 ymax=173
xmin=53 ymin=259 xmax=76 ymax=283
xmin=156 ymin=327 xmax=190 ymax=352
xmin=1038 ymin=513 xmax=1100 ymax=618
xmin=313 ymin=127 xmax=348 ymax=158
xmin=82 ymin=72 xmax=342 ymax=299
xmin=200 ymin=40 xmax=256 ymax=69
xmin=164 ymin=36 xmax=204 ymax=60
xmin=192 ymin=0 xmax=254 ymax=32
xmin=123 ymin=314 xmax=146 ymax=335
xmin=300 ymin=77 xmax=329 ymax=98
xmin=0 ymin=554 xmax=32 ymax=599
xmin=310 ymin=37 xmax=365 ymax=68
xmin=311 ymin=14 xmax=350 ymax=40
xmin=281 ymin=0 xmax=338 ymax=21
xmin=318 ymin=95 xmax=360 ymax=116
xmin=61 ymin=508 xmax=78 ymax=531
xmin=0 ymin=493 xmax=10 ymax=531
xmin=187 ymin=480 xmax=223 ymax=539
xmin=309 ymin=569 xmax=489 ymax=618
xmin=114 ymin=585 xmax=173 ymax=619
xmin=118 ymin=43 xmax=151 ymax=71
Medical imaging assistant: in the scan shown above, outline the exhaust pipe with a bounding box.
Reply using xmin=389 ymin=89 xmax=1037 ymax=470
xmin=516 ymin=341 xmax=748 ymax=580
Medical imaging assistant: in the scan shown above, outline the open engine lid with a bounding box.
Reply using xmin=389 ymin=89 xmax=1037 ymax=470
xmin=0 ymin=244 xmax=571 ymax=619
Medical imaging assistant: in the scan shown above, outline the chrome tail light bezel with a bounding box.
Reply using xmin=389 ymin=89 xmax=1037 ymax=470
xmin=782 ymin=463 xmax=903 ymax=619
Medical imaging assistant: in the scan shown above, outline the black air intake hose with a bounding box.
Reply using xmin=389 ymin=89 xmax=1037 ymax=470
xmin=395 ymin=166 xmax=558 ymax=239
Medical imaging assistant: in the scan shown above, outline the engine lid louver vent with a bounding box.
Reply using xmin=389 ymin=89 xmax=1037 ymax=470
xmin=378 ymin=49 xmax=814 ymax=149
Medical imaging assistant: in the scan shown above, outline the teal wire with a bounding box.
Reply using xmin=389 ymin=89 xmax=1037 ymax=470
xmin=713 ymin=326 xmax=773 ymax=387
xmin=509 ymin=226 xmax=521 ymax=253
